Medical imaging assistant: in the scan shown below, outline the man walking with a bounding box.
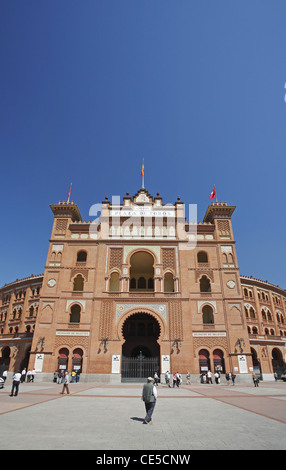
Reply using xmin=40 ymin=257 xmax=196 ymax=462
xmin=60 ymin=371 xmax=70 ymax=395
xmin=10 ymin=371 xmax=21 ymax=397
xmin=142 ymin=377 xmax=157 ymax=425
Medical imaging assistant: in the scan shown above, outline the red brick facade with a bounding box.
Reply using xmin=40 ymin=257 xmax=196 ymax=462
xmin=1 ymin=189 xmax=285 ymax=382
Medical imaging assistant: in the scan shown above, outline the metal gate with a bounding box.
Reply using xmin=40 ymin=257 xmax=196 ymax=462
xmin=121 ymin=354 xmax=160 ymax=382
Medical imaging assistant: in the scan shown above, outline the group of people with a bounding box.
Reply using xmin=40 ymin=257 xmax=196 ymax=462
xmin=200 ymin=370 xmax=236 ymax=385
xmin=1 ymin=368 xmax=36 ymax=397
xmin=166 ymin=371 xmax=184 ymax=387
xmin=54 ymin=369 xmax=80 ymax=385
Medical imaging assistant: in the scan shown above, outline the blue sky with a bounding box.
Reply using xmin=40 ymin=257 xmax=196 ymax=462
xmin=0 ymin=1 xmax=285 ymax=288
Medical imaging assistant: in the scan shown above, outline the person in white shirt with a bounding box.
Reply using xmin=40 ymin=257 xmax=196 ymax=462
xmin=10 ymin=371 xmax=22 ymax=397
xmin=2 ymin=370 xmax=8 ymax=383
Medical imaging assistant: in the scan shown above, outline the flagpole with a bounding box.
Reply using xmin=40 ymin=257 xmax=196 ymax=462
xmin=142 ymin=158 xmax=145 ymax=189
xmin=214 ymin=184 xmax=218 ymax=203
xmin=67 ymin=182 xmax=72 ymax=203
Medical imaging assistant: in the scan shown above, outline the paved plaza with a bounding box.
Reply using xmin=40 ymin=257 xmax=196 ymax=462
xmin=0 ymin=378 xmax=286 ymax=451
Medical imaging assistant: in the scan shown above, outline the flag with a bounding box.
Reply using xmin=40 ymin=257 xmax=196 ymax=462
xmin=209 ymin=186 xmax=216 ymax=200
xmin=67 ymin=183 xmax=72 ymax=202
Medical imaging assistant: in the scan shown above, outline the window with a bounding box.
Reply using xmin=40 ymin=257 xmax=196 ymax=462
xmin=164 ymin=272 xmax=174 ymax=292
xmin=77 ymin=251 xmax=87 ymax=263
xmin=70 ymin=305 xmax=81 ymax=323
xmin=197 ymin=251 xmax=208 ymax=263
xmin=202 ymin=305 xmax=214 ymax=324
xmin=109 ymin=272 xmax=120 ymax=292
xmin=200 ymin=276 xmax=211 ymax=293
xmin=73 ymin=275 xmax=84 ymax=292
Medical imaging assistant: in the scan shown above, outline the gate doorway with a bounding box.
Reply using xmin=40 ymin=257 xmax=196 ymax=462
xmin=121 ymin=313 xmax=160 ymax=382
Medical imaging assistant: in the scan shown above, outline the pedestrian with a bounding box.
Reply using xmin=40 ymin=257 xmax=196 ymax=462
xmin=186 ymin=371 xmax=191 ymax=385
xmin=231 ymin=373 xmax=236 ymax=386
xmin=76 ymin=371 xmax=80 ymax=383
xmin=252 ymin=373 xmax=259 ymax=387
xmin=225 ymin=372 xmax=231 ymax=385
xmin=214 ymin=371 xmax=220 ymax=384
xmin=172 ymin=373 xmax=177 ymax=388
xmin=20 ymin=368 xmax=26 ymax=383
xmin=142 ymin=377 xmax=157 ymax=425
xmin=71 ymin=370 xmax=76 ymax=383
xmin=57 ymin=370 xmax=63 ymax=384
xmin=31 ymin=369 xmax=35 ymax=382
xmin=27 ymin=370 xmax=31 ymax=382
xmin=2 ymin=370 xmax=8 ymax=383
xmin=207 ymin=370 xmax=213 ymax=384
xmin=10 ymin=371 xmax=21 ymax=397
xmin=154 ymin=371 xmax=159 ymax=386
xmin=175 ymin=372 xmax=180 ymax=387
xmin=60 ymin=371 xmax=70 ymax=394
xmin=165 ymin=371 xmax=171 ymax=387
xmin=53 ymin=371 xmax=58 ymax=383
xmin=274 ymin=372 xmax=278 ymax=382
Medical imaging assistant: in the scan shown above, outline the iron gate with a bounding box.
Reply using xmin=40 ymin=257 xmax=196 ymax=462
xmin=121 ymin=354 xmax=160 ymax=382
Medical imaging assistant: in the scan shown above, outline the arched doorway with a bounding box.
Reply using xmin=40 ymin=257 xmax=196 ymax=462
xmin=213 ymin=349 xmax=225 ymax=373
xmin=57 ymin=348 xmax=69 ymax=372
xmin=72 ymin=348 xmax=83 ymax=373
xmin=121 ymin=312 xmax=160 ymax=382
xmin=272 ymin=347 xmax=285 ymax=377
xmin=199 ymin=349 xmax=210 ymax=373
xmin=251 ymin=347 xmax=262 ymax=380
xmin=0 ymin=347 xmax=10 ymax=375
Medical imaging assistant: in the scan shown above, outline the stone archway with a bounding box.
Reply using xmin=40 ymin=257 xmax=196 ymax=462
xmin=121 ymin=312 xmax=161 ymax=382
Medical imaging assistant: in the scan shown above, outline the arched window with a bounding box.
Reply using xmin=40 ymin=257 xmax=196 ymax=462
xmin=202 ymin=305 xmax=214 ymax=324
xmin=77 ymin=251 xmax=87 ymax=263
xmin=262 ymin=309 xmax=267 ymax=321
xmin=130 ymin=278 xmax=136 ymax=290
xmin=249 ymin=307 xmax=255 ymax=319
xmin=200 ymin=275 xmax=211 ymax=293
xmin=164 ymin=272 xmax=174 ymax=292
xmin=129 ymin=251 xmax=154 ymax=292
xmin=197 ymin=251 xmax=208 ymax=263
xmin=70 ymin=304 xmax=81 ymax=323
xmin=73 ymin=275 xmax=84 ymax=292
xmin=109 ymin=272 xmax=120 ymax=292
xmin=148 ymin=278 xmax=154 ymax=290
xmin=138 ymin=277 xmax=146 ymax=289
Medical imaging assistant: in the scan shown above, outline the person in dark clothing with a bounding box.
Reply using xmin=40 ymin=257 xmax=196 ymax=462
xmin=142 ymin=377 xmax=157 ymax=424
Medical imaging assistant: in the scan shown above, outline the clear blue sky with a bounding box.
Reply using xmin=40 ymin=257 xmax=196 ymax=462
xmin=0 ymin=1 xmax=285 ymax=288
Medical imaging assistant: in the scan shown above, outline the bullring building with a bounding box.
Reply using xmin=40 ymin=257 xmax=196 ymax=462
xmin=0 ymin=187 xmax=285 ymax=382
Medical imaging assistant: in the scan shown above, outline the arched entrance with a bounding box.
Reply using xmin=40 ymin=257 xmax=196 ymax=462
xmin=213 ymin=349 xmax=225 ymax=373
xmin=0 ymin=347 xmax=10 ymax=375
xmin=272 ymin=347 xmax=285 ymax=377
xmin=199 ymin=349 xmax=210 ymax=373
xmin=251 ymin=347 xmax=262 ymax=380
xmin=121 ymin=312 xmax=160 ymax=382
